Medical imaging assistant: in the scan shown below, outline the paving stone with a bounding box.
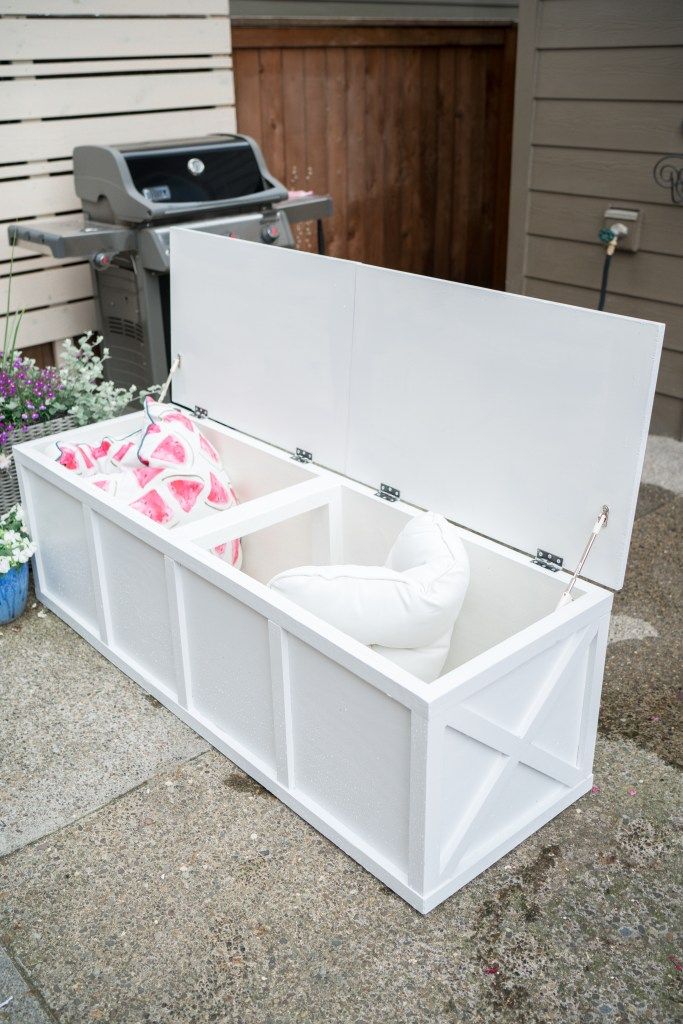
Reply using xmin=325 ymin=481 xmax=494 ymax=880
xmin=600 ymin=495 xmax=682 ymax=769
xmin=0 ymin=739 xmax=680 ymax=1024
xmin=1 ymin=443 xmax=680 ymax=1022
xmin=0 ymin=599 xmax=208 ymax=856
xmin=641 ymin=435 xmax=683 ymax=496
xmin=0 ymin=947 xmax=55 ymax=1023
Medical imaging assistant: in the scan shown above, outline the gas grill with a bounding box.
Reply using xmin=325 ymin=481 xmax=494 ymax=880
xmin=9 ymin=135 xmax=332 ymax=389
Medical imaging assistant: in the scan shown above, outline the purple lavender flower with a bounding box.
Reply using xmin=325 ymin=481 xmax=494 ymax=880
xmin=0 ymin=354 xmax=65 ymax=448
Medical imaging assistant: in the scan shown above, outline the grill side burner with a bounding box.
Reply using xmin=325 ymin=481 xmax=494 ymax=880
xmin=8 ymin=134 xmax=332 ymax=390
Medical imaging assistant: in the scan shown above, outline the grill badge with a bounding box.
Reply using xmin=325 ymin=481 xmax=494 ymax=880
xmin=187 ymin=157 xmax=205 ymax=176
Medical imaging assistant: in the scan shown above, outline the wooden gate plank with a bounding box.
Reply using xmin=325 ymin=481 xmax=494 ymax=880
xmin=233 ymin=22 xmax=516 ymax=289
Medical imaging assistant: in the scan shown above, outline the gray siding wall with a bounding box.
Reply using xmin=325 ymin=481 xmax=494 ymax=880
xmin=231 ymin=1 xmax=518 ymax=20
xmin=506 ymin=0 xmax=683 ymax=438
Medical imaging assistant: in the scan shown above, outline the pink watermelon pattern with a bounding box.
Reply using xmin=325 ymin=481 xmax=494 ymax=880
xmin=54 ymin=397 xmax=242 ymax=566
xmin=131 ymin=488 xmax=174 ymax=525
xmin=168 ymin=477 xmax=203 ymax=513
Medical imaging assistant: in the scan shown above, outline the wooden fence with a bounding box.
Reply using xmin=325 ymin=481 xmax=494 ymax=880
xmin=0 ymin=1 xmax=234 ymax=364
xmin=233 ymin=23 xmax=516 ymax=289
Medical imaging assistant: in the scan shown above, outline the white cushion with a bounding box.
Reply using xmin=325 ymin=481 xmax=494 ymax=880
xmin=268 ymin=511 xmax=469 ymax=682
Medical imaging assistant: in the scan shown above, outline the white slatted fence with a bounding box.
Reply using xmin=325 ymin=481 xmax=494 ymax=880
xmin=0 ymin=1 xmax=234 ymax=360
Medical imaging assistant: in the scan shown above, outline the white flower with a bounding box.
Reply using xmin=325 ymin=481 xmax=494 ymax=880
xmin=15 ymin=506 xmax=24 ymax=523
xmin=0 ymin=453 xmax=12 ymax=471
xmin=0 ymin=556 xmax=10 ymax=574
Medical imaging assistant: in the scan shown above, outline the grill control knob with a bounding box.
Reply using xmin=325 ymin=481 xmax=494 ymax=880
xmin=91 ymin=251 xmax=113 ymax=270
xmin=261 ymin=223 xmax=280 ymax=244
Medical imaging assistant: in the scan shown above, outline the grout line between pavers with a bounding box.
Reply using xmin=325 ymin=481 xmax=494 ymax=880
xmin=0 ymin=749 xmax=215 ymax=864
xmin=1 ymin=945 xmax=61 ymax=1024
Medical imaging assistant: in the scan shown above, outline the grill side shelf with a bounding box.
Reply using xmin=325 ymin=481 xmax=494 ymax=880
xmin=8 ymin=220 xmax=135 ymax=259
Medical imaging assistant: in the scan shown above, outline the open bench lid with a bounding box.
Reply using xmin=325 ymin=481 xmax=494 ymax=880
xmin=170 ymin=230 xmax=663 ymax=591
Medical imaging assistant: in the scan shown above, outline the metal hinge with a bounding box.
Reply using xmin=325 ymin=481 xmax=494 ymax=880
xmin=292 ymin=448 xmax=313 ymax=463
xmin=375 ymin=483 xmax=400 ymax=502
xmin=193 ymin=405 xmax=208 ymax=420
xmin=532 ymin=549 xmax=564 ymax=572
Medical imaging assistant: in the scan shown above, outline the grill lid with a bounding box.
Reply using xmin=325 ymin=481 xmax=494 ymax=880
xmin=73 ymin=134 xmax=287 ymax=225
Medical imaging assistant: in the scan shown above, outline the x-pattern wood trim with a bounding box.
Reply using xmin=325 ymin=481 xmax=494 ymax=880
xmin=440 ymin=625 xmax=597 ymax=876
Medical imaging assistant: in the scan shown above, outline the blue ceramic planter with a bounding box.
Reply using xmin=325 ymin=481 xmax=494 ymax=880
xmin=0 ymin=562 xmax=29 ymax=625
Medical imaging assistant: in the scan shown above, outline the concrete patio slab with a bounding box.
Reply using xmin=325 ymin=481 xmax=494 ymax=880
xmin=0 ymin=600 xmax=208 ymax=857
xmin=602 ymin=491 xmax=682 ymax=769
xmin=642 ymin=435 xmax=683 ymax=496
xmin=0 ymin=947 xmax=54 ymax=1024
xmin=0 ymin=738 xmax=680 ymax=1024
xmin=1 ymin=433 xmax=680 ymax=1023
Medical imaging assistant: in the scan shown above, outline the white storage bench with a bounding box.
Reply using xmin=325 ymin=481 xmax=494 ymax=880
xmin=15 ymin=231 xmax=663 ymax=913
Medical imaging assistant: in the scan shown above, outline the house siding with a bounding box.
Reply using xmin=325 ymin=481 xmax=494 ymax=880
xmin=506 ymin=0 xmax=683 ymax=438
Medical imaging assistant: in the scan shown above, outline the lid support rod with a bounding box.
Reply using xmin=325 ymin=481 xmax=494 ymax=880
xmin=556 ymin=505 xmax=609 ymax=610
xmin=158 ymin=354 xmax=181 ymax=404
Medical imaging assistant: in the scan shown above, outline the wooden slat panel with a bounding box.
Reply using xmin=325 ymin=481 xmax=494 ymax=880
xmin=234 ymin=24 xmax=516 ymax=288
xmin=0 ymin=299 xmax=97 ymax=350
xmin=232 ymin=0 xmax=517 ymax=18
xmin=1 ymin=252 xmax=84 ymax=276
xmin=344 ymin=46 xmax=365 ymax=262
xmin=324 ymin=46 xmax=348 ymax=259
xmin=1 ymin=5 xmax=234 ymax=358
xmin=650 ymin=392 xmax=683 ymax=439
xmin=26 ymin=340 xmax=56 ymax=369
xmin=491 ymin=25 xmax=515 ymax=289
xmin=433 ymin=46 xmax=456 ymax=279
xmin=0 ymin=160 xmax=72 ymax=182
xmin=417 ymin=44 xmax=438 ymax=278
xmin=450 ymin=46 xmax=476 ymax=282
xmin=536 ymin=48 xmax=683 ymax=102
xmin=0 ymin=70 xmax=234 ymax=121
xmin=0 ymin=174 xmax=79 ymax=221
xmin=524 ymin=277 xmax=683 ymax=354
xmin=533 ymin=99 xmax=683 ymax=154
xmin=2 ymin=264 xmax=91 ymax=314
xmin=0 ymin=17 xmax=230 ymax=60
xmin=0 ymin=106 xmax=236 ymax=164
xmin=0 ymin=1 xmax=228 ymax=12
xmin=281 ymin=46 xmax=307 ymax=250
xmin=539 ymin=0 xmax=683 ymax=49
xmin=398 ymin=46 xmax=421 ymax=273
xmin=257 ymin=48 xmax=285 ymax=184
xmin=6 ymin=56 xmax=232 ymax=77
xmin=234 ymin=25 xmax=506 ymax=48
xmin=381 ymin=47 xmax=402 ymax=273
xmin=531 ymin=148 xmax=677 ymax=206
xmin=301 ymin=45 xmax=328 ymax=254
xmin=526 ymin=236 xmax=682 ymax=307
xmin=528 ymin=193 xmax=683 ymax=259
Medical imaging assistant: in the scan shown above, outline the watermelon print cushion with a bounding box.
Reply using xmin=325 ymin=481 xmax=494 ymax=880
xmin=54 ymin=398 xmax=242 ymax=568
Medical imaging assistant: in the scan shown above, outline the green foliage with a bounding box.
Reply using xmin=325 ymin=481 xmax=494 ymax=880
xmin=50 ymin=332 xmax=148 ymax=426
xmin=0 ymin=504 xmax=35 ymax=574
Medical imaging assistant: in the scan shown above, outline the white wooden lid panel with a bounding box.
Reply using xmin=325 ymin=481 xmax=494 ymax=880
xmin=170 ymin=230 xmax=355 ymax=470
xmin=347 ymin=266 xmax=662 ymax=590
xmin=170 ymin=231 xmax=663 ymax=591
